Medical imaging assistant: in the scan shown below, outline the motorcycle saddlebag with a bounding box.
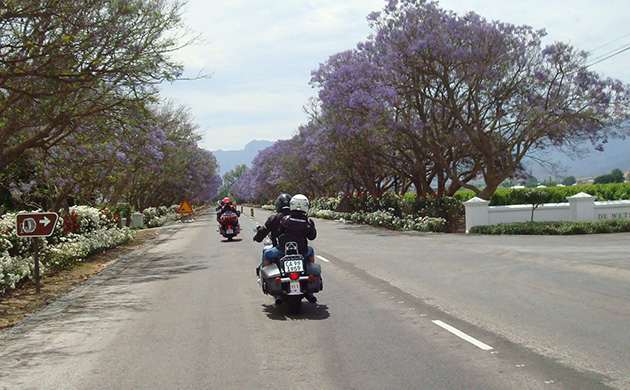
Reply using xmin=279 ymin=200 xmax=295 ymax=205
xmin=261 ymin=264 xmax=282 ymax=295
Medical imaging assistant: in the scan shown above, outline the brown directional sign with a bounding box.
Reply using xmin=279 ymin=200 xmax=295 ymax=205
xmin=16 ymin=212 xmax=60 ymax=237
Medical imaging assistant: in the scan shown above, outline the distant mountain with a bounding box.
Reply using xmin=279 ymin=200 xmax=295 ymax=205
xmin=526 ymin=137 xmax=630 ymax=179
xmin=213 ymin=137 xmax=629 ymax=180
xmin=211 ymin=140 xmax=274 ymax=176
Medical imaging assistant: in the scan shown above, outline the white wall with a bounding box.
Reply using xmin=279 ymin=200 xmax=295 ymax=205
xmin=464 ymin=192 xmax=630 ymax=233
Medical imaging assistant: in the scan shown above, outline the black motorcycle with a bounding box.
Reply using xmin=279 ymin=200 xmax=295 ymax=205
xmin=257 ymin=234 xmax=322 ymax=314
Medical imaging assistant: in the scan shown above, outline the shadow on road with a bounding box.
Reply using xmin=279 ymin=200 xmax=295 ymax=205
xmin=220 ymin=238 xmax=243 ymax=243
xmin=262 ymin=303 xmax=330 ymax=321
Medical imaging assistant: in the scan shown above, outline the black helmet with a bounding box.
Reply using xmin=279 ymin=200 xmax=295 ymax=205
xmin=275 ymin=193 xmax=292 ymax=212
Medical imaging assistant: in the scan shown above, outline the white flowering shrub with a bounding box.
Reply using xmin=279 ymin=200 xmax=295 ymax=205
xmin=142 ymin=207 xmax=161 ymax=223
xmin=146 ymin=213 xmax=180 ymax=228
xmin=311 ymin=208 xmax=445 ymax=233
xmin=1 ymin=252 xmax=34 ymax=293
xmin=0 ymin=204 xmax=138 ymax=294
xmin=310 ymin=210 xmax=346 ymax=220
xmin=143 ymin=204 xmax=182 ymax=228
xmin=45 ymin=228 xmax=135 ymax=271
xmin=310 ymin=197 xmax=341 ymax=211
xmin=0 ymin=212 xmax=32 ymax=257
xmin=68 ymin=205 xmax=104 ymax=233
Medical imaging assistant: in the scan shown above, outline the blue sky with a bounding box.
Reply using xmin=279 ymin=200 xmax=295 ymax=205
xmin=159 ymin=0 xmax=630 ymax=152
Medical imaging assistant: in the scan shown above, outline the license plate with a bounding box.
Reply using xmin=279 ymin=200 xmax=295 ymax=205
xmin=290 ymin=280 xmax=301 ymax=293
xmin=226 ymin=229 xmax=233 ymax=234
xmin=284 ymin=260 xmax=304 ymax=273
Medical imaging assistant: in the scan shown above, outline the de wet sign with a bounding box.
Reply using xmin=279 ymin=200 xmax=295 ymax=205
xmin=16 ymin=212 xmax=59 ymax=237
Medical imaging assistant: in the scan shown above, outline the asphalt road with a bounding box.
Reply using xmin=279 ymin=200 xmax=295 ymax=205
xmin=0 ymin=209 xmax=627 ymax=389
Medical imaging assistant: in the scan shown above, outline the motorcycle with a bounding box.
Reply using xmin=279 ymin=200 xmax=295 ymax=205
xmin=256 ymin=232 xmax=323 ymax=314
xmin=218 ymin=211 xmax=240 ymax=241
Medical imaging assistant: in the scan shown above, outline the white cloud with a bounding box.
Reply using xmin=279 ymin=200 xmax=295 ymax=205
xmin=160 ymin=0 xmax=630 ymax=151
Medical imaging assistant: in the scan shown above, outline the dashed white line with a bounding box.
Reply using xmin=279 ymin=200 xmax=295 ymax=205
xmin=432 ymin=320 xmax=494 ymax=351
xmin=309 ymin=253 xmax=494 ymax=353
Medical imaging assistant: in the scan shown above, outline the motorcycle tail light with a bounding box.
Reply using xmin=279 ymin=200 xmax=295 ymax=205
xmin=289 ymin=273 xmax=299 ymax=280
xmin=274 ymin=278 xmax=282 ymax=285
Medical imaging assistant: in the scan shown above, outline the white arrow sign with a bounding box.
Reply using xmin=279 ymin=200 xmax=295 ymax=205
xmin=40 ymin=216 xmax=51 ymax=227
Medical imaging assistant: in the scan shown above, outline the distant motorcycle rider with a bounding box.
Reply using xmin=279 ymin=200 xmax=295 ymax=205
xmin=253 ymin=193 xmax=292 ymax=268
xmin=217 ymin=197 xmax=239 ymax=221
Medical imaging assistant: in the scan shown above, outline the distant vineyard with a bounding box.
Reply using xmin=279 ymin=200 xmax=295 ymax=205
xmin=455 ymin=183 xmax=630 ymax=206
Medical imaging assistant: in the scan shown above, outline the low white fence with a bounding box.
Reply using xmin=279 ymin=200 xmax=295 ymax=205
xmin=464 ymin=192 xmax=630 ymax=233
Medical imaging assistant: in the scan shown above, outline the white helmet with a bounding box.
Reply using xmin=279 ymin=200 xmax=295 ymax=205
xmin=290 ymin=194 xmax=309 ymax=212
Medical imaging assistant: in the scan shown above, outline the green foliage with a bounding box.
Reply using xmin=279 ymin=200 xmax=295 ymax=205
xmin=218 ymin=164 xmax=247 ymax=201
xmin=594 ymin=168 xmax=625 ymax=184
xmin=455 ymin=183 xmax=630 ymax=205
xmin=310 ymin=209 xmax=446 ymax=233
xmin=311 ymin=193 xmax=463 ymax=233
xmin=561 ymin=176 xmax=577 ymax=186
xmin=470 ymin=219 xmax=630 ymax=235
xmin=525 ymin=176 xmax=539 ymax=188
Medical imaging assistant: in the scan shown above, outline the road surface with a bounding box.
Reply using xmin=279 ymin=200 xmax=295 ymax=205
xmin=1 ymin=209 xmax=627 ymax=389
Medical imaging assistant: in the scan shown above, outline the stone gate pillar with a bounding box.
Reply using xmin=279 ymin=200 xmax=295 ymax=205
xmin=567 ymin=192 xmax=596 ymax=221
xmin=464 ymin=197 xmax=490 ymax=234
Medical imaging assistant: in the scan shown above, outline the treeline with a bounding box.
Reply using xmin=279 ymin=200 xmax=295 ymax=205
xmin=0 ymin=0 xmax=221 ymax=213
xmin=231 ymin=0 xmax=630 ymax=204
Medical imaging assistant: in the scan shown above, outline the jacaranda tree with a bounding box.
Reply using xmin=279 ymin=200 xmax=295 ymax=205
xmin=303 ymin=0 xmax=630 ymax=199
xmin=366 ymin=0 xmax=630 ymax=198
xmin=0 ymin=0 xmax=188 ymax=168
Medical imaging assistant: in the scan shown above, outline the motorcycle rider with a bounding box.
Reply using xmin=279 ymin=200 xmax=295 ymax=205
xmin=217 ymin=197 xmax=240 ymax=221
xmin=256 ymin=194 xmax=319 ymax=304
xmin=278 ymin=194 xmax=316 ymax=262
xmin=278 ymin=193 xmax=318 ymax=303
xmin=215 ymin=197 xmax=226 ymax=221
xmin=256 ymin=193 xmax=316 ymax=266
xmin=253 ymin=193 xmax=292 ymax=270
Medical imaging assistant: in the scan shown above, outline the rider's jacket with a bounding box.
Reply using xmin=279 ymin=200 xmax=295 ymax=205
xmin=279 ymin=210 xmax=316 ymax=241
xmin=276 ymin=210 xmax=316 ymax=255
xmin=253 ymin=209 xmax=290 ymax=247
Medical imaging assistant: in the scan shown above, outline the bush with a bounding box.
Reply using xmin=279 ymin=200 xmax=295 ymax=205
xmin=456 ymin=183 xmax=630 ymax=206
xmin=310 ymin=208 xmax=446 ymax=233
xmin=310 ymin=197 xmax=341 ymax=212
xmin=143 ymin=204 xmax=183 ymax=228
xmin=469 ymin=219 xmax=630 ymax=235
xmin=0 ymin=205 xmax=136 ymax=294
xmin=310 ymin=193 xmax=461 ymax=233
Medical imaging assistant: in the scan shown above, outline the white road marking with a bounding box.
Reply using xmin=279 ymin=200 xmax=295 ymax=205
xmin=316 ymin=255 xmax=330 ymax=263
xmin=432 ymin=320 xmax=494 ymax=351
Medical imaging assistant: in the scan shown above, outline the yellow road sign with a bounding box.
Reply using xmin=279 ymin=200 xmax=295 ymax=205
xmin=177 ymin=199 xmax=194 ymax=214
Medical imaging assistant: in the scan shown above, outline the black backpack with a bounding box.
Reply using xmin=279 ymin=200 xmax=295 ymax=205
xmin=277 ymin=232 xmax=308 ymax=256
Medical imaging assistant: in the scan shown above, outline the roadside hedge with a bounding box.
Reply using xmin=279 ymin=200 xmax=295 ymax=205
xmin=455 ymin=183 xmax=630 ymax=205
xmin=310 ymin=193 xmax=461 ymax=233
xmin=469 ymin=219 xmax=630 ymax=235
xmin=1 ymin=203 xmax=186 ymax=294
